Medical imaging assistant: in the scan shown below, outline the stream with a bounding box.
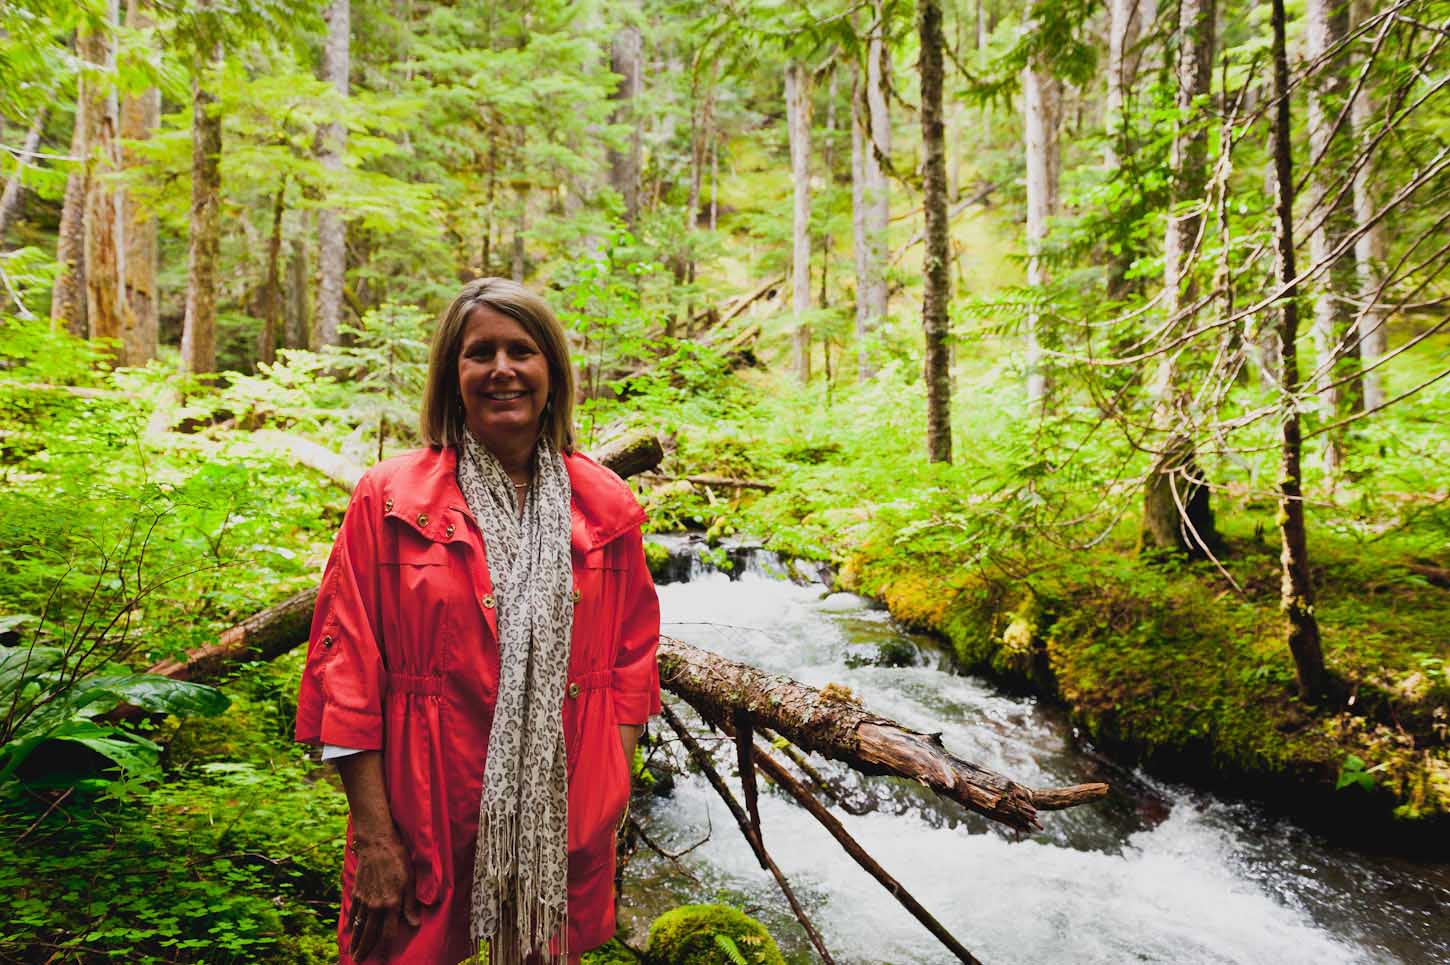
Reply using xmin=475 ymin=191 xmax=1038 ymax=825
xmin=618 ymin=541 xmax=1450 ymax=964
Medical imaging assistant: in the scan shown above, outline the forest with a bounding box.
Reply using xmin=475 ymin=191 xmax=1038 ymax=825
xmin=1 ymin=0 xmax=1447 ymax=962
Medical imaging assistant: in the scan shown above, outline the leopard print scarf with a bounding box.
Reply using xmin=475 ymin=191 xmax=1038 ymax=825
xmin=458 ymin=435 xmax=573 ymax=964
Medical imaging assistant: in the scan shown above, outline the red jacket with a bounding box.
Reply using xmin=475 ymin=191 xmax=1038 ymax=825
xmin=295 ymin=445 xmax=661 ymax=963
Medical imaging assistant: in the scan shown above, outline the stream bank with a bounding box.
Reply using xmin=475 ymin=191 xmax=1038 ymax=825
xmin=645 ymin=529 xmax=1450 ymax=855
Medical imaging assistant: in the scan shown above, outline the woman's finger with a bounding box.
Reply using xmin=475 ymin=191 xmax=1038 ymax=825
xmin=353 ymin=905 xmax=385 ymax=961
xmin=402 ymin=875 xmax=422 ymax=927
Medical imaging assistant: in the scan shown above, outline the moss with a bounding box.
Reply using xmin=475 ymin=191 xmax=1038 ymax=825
xmin=856 ymin=529 xmax=1450 ymax=832
xmin=643 ymin=904 xmax=784 ymax=965
xmin=643 ymin=539 xmax=672 ymax=581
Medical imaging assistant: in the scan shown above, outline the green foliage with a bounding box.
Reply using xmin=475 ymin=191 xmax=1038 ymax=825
xmin=644 ymin=904 xmax=783 ymax=965
xmin=0 ymin=754 xmax=344 ymax=963
xmin=1336 ymin=754 xmax=1380 ymax=793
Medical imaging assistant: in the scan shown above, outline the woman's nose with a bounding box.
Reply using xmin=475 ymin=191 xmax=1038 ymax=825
xmin=486 ymin=349 xmax=515 ymax=376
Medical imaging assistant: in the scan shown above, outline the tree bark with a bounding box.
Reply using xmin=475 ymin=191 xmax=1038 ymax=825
xmin=0 ymin=105 xmax=49 ymax=242
xmin=608 ymin=25 xmax=643 ymax=228
xmin=284 ymin=233 xmax=309 ymax=351
xmin=1350 ymin=0 xmax=1386 ymax=412
xmin=51 ymin=115 xmax=88 ymax=336
xmin=1306 ymin=0 xmax=1358 ymax=467
xmin=119 ymin=0 xmax=158 ymax=366
xmin=1022 ymin=10 xmax=1060 ymax=408
xmin=659 ymin=637 xmax=1108 ymax=832
xmin=79 ymin=3 xmax=131 ymax=361
xmin=258 ymin=178 xmax=287 ymax=366
xmin=180 ymin=53 xmax=222 ymax=375
xmin=1141 ymin=0 xmax=1220 ymax=561
xmin=851 ymin=65 xmax=872 ymax=380
xmin=1104 ymin=0 xmax=1156 ymax=297
xmin=1163 ymin=0 xmax=1214 ymax=319
xmin=589 ymin=428 xmax=664 ymax=482
xmin=314 ymin=0 xmax=350 ymax=350
xmin=1269 ymin=0 xmax=1326 ymax=700
xmin=918 ymin=0 xmax=952 ymax=464
xmin=859 ymin=3 xmax=892 ymax=380
xmin=785 ymin=61 xmax=812 ymax=383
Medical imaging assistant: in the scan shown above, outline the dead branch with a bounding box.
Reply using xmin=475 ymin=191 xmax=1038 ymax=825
xmin=662 ymin=703 xmax=837 ymax=964
xmin=750 ymin=739 xmax=982 ymax=964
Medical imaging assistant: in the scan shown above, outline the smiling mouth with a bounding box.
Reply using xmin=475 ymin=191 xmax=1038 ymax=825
xmin=484 ymin=391 xmax=527 ymax=401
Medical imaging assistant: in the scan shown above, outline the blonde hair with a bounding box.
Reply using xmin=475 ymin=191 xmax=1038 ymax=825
xmin=419 ymin=278 xmax=576 ymax=453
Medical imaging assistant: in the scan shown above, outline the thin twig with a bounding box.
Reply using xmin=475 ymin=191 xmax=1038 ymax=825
xmin=661 ymin=703 xmax=837 ymax=964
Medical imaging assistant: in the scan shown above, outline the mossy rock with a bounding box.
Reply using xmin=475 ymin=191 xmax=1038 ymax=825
xmin=644 ymin=904 xmax=784 ymax=965
xmin=643 ymin=539 xmax=672 ymax=581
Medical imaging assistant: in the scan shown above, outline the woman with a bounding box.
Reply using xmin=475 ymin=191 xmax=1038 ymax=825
xmin=295 ymin=278 xmax=661 ymax=965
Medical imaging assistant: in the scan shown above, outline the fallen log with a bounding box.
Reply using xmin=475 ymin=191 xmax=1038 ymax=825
xmin=639 ymin=472 xmax=774 ymax=492
xmin=692 ymin=272 xmax=786 ymax=329
xmin=590 ymin=429 xmax=665 ymax=483
xmin=111 ymin=437 xmax=664 ymax=710
xmin=254 ymin=429 xmax=366 ymax=492
xmin=658 ymin=636 xmax=1109 ymax=833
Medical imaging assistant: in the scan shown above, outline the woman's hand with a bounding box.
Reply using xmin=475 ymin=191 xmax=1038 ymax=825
xmin=348 ymin=827 xmax=420 ymax=961
xmin=335 ymin=751 xmax=422 ymax=961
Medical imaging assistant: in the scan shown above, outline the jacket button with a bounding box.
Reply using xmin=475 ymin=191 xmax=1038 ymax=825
xmin=384 ymin=498 xmax=393 ymax=512
xmin=321 ymin=635 xmax=334 ymax=649
xmin=567 ymin=682 xmax=580 ymax=699
xmin=571 ymin=587 xmax=581 ymax=604
xmin=482 ymin=594 xmax=495 ymax=609
xmin=417 ymin=512 xmax=429 ymax=527
xmin=445 ymin=523 xmax=455 ymax=538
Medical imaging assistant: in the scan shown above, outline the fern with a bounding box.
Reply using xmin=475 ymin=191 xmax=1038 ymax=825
xmin=713 ymin=933 xmax=749 ymax=965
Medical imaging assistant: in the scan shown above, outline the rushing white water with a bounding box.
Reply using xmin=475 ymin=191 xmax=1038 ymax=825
xmin=619 ymin=567 xmax=1450 ymax=964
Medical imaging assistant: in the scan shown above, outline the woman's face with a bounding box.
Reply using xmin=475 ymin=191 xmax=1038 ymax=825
xmin=456 ymin=305 xmax=551 ymax=454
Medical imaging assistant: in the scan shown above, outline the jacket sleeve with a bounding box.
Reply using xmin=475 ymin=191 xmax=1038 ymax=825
xmin=295 ymin=475 xmax=387 ymax=749
xmin=611 ymin=527 xmax=661 ymax=726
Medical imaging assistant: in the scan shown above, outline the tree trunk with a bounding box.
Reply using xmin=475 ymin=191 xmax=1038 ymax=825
xmin=785 ymin=61 xmax=812 ymax=384
xmin=1306 ymin=0 xmax=1359 ymax=460
xmin=1022 ymin=17 xmax=1060 ymax=408
xmin=119 ymin=0 xmax=158 ymax=365
xmin=180 ymin=55 xmax=222 ymax=375
xmin=1350 ymin=0 xmax=1385 ymax=412
xmin=1269 ymin=0 xmax=1326 ymax=700
xmin=284 ymin=232 xmax=309 ymax=350
xmin=861 ymin=3 xmax=891 ymax=374
xmin=79 ymin=4 xmax=131 ymax=361
xmin=0 ymin=105 xmax=49 ymax=242
xmin=851 ymin=65 xmax=872 ymax=380
xmin=51 ymin=115 xmax=87 ymax=336
xmin=314 ymin=0 xmax=350 ymax=350
xmin=1141 ymin=0 xmax=1220 ymax=560
xmin=1104 ymin=0 xmax=1155 ymax=297
xmin=918 ymin=0 xmax=952 ymax=464
xmin=511 ymin=186 xmax=526 ymax=282
xmin=608 ymin=25 xmax=643 ymax=228
xmin=1163 ymin=0 xmax=1214 ymax=319
xmin=258 ymin=178 xmax=287 ymax=366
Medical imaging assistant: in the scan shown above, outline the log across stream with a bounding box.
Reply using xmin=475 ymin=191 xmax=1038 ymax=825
xmin=626 ymin=545 xmax=1450 ymax=964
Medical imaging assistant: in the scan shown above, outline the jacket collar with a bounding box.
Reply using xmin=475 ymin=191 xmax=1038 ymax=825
xmin=386 ymin=446 xmax=643 ymax=555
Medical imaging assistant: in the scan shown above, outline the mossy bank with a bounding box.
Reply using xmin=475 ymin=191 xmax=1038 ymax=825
xmin=831 ymin=522 xmax=1450 ymax=853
